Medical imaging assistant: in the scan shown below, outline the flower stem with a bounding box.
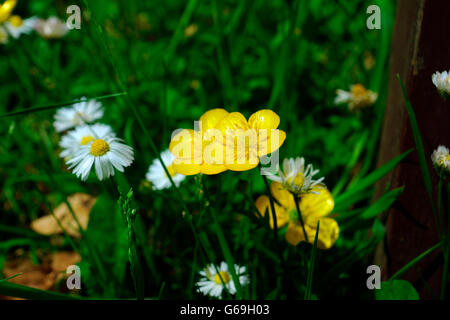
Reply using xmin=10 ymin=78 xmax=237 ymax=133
xmin=292 ymin=193 xmax=309 ymax=243
xmin=260 ymin=170 xmax=279 ymax=244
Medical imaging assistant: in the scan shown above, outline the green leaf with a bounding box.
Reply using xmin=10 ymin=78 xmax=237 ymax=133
xmin=375 ymin=280 xmax=419 ymax=300
xmin=335 ymin=149 xmax=412 ymax=207
xmin=359 ymin=187 xmax=404 ymax=219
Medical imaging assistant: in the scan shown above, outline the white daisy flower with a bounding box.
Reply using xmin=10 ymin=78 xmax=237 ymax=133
xmin=266 ymin=157 xmax=325 ymax=195
xmin=432 ymin=71 xmax=450 ymax=97
xmin=335 ymin=84 xmax=378 ymax=112
xmin=0 ymin=27 xmax=8 ymax=44
xmin=431 ymin=145 xmax=450 ymax=177
xmin=54 ymin=97 xmax=104 ymax=132
xmin=34 ymin=16 xmax=68 ymax=39
xmin=59 ymin=124 xmax=115 ymax=159
xmin=197 ymin=262 xmax=249 ymax=298
xmin=4 ymin=15 xmax=37 ymax=39
xmin=146 ymin=149 xmax=185 ymax=190
xmin=67 ymin=135 xmax=134 ymax=181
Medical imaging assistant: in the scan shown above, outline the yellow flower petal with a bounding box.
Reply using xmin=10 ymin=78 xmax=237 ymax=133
xmin=254 ymin=195 xmax=289 ymax=228
xmin=0 ymin=0 xmax=17 ymax=24
xmin=285 ymin=222 xmax=305 ymax=246
xmin=200 ymin=163 xmax=227 ymax=175
xmin=216 ymin=112 xmax=249 ymax=135
xmin=199 ymin=108 xmax=229 ymax=131
xmin=300 ymin=186 xmax=334 ymax=219
xmin=169 ymin=129 xmax=202 ymax=175
xmin=169 ymin=129 xmax=202 ymax=162
xmin=172 ymin=162 xmax=201 ymax=175
xmin=314 ymin=217 xmax=339 ymax=250
xmin=270 ymin=182 xmax=295 ymax=209
xmin=225 ymin=161 xmax=259 ymax=172
xmin=257 ymin=129 xmax=286 ymax=157
xmin=248 ymin=109 xmax=280 ymax=130
xmin=285 ymin=218 xmax=339 ymax=249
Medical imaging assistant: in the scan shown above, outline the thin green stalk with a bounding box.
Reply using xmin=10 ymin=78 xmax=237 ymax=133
xmin=293 ymin=193 xmax=309 ymax=243
xmin=118 ymin=188 xmax=144 ymax=300
xmin=305 ymin=221 xmax=319 ymax=300
xmin=438 ymin=177 xmax=445 ymax=238
xmin=398 ymin=75 xmax=442 ymax=240
xmin=0 ymin=273 xmax=22 ymax=282
xmin=199 ymin=176 xmax=241 ymax=299
xmin=260 ymin=171 xmax=280 ymax=245
xmin=390 ymin=242 xmax=441 ymax=280
xmin=211 ymin=0 xmax=235 ymax=107
xmin=0 ymin=93 xmax=127 ymax=119
xmin=210 ymin=206 xmax=243 ymax=299
xmin=165 ymin=0 xmax=199 ymax=61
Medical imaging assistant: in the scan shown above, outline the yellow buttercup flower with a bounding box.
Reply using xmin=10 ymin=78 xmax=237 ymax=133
xmin=169 ymin=108 xmax=286 ymax=175
xmin=216 ymin=109 xmax=286 ymax=171
xmin=0 ymin=0 xmax=17 ymax=24
xmin=255 ymin=182 xmax=339 ymax=249
xmin=169 ymin=108 xmax=229 ymax=175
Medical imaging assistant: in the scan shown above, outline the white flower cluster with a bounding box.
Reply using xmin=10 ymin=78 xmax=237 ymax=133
xmin=54 ymin=97 xmax=134 ymax=181
xmin=266 ymin=157 xmax=325 ymax=195
xmin=197 ymin=262 xmax=249 ymax=298
xmin=432 ymin=71 xmax=450 ymax=97
xmin=1 ymin=10 xmax=68 ymax=45
xmin=431 ymin=145 xmax=450 ymax=177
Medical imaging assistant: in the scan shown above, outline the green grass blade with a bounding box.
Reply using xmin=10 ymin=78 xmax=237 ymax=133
xmin=332 ymin=130 xmax=369 ymax=196
xmin=359 ymin=187 xmax=404 ymax=220
xmin=390 ymin=242 xmax=441 ymax=280
xmin=0 ymin=273 xmax=22 ymax=282
xmin=210 ymin=207 xmax=243 ymax=299
xmin=0 ymin=92 xmax=127 ymax=118
xmin=335 ymin=149 xmax=412 ymax=206
xmin=0 ymin=281 xmax=84 ymax=300
xmin=305 ymin=221 xmax=319 ymax=300
xmin=398 ymin=75 xmax=441 ymax=238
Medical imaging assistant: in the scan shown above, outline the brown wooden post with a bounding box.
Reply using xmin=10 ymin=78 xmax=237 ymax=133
xmin=373 ymin=0 xmax=450 ymax=299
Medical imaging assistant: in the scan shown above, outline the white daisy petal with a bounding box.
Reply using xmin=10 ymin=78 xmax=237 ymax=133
xmin=64 ymin=131 xmax=133 ymax=181
xmin=196 ymin=261 xmax=249 ymax=298
xmin=145 ymin=149 xmax=186 ymax=190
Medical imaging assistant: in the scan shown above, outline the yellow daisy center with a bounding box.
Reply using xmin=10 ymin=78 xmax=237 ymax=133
xmin=351 ymin=84 xmax=367 ymax=97
xmin=90 ymin=139 xmax=110 ymax=156
xmin=440 ymin=155 xmax=450 ymax=166
xmin=214 ymin=271 xmax=231 ymax=285
xmin=80 ymin=135 xmax=94 ymax=145
xmin=9 ymin=15 xmax=22 ymax=27
xmin=287 ymin=172 xmax=305 ymax=187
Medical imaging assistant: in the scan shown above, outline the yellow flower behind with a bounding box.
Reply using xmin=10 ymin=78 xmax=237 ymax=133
xmin=169 ymin=108 xmax=286 ymax=175
xmin=0 ymin=0 xmax=17 ymax=24
xmin=255 ymin=182 xmax=339 ymax=249
xmin=335 ymin=83 xmax=378 ymax=112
